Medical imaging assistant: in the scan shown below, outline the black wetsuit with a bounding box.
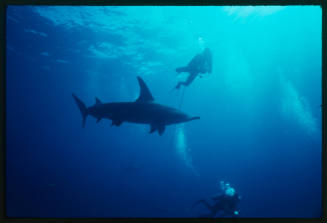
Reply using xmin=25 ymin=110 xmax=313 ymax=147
xmin=175 ymin=48 xmax=212 ymax=89
xmin=192 ymin=193 xmax=240 ymax=218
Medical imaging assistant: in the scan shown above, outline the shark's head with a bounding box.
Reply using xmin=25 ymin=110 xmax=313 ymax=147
xmin=187 ymin=116 xmax=200 ymax=121
xmin=168 ymin=114 xmax=200 ymax=125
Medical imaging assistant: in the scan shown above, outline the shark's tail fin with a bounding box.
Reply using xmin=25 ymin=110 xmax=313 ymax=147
xmin=72 ymin=94 xmax=88 ymax=128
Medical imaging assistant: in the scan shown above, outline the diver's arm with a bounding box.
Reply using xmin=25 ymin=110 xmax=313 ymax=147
xmin=192 ymin=199 xmax=215 ymax=212
xmin=212 ymin=194 xmax=223 ymax=201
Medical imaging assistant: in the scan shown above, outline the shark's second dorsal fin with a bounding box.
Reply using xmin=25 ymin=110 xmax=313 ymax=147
xmin=95 ymin=97 xmax=102 ymax=105
xmin=135 ymin=76 xmax=154 ymax=102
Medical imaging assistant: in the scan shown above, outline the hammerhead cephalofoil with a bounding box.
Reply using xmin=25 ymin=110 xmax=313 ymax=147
xmin=72 ymin=76 xmax=199 ymax=135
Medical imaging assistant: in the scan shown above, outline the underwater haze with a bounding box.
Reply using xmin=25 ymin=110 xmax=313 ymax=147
xmin=6 ymin=6 xmax=322 ymax=218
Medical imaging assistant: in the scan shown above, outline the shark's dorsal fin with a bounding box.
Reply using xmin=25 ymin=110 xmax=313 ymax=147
xmin=135 ymin=76 xmax=154 ymax=102
xmin=95 ymin=97 xmax=102 ymax=105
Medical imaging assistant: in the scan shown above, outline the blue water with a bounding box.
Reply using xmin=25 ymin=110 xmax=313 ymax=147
xmin=6 ymin=6 xmax=322 ymax=218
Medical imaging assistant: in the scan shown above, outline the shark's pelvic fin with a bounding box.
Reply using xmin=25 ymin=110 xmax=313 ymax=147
xmin=158 ymin=125 xmax=165 ymax=136
xmin=149 ymin=124 xmax=156 ymax=134
xmin=149 ymin=123 xmax=165 ymax=136
xmin=95 ymin=97 xmax=102 ymax=105
xmin=135 ymin=76 xmax=154 ymax=102
xmin=96 ymin=118 xmax=101 ymax=123
xmin=111 ymin=120 xmax=123 ymax=126
xmin=72 ymin=94 xmax=88 ymax=128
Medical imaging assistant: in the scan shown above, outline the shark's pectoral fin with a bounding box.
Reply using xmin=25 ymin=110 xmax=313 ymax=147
xmin=96 ymin=118 xmax=101 ymax=123
xmin=111 ymin=120 xmax=123 ymax=126
xmin=149 ymin=124 xmax=156 ymax=134
xmin=158 ymin=125 xmax=165 ymax=136
xmin=149 ymin=123 xmax=165 ymax=136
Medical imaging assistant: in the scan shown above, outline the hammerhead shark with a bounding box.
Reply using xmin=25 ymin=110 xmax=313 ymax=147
xmin=72 ymin=76 xmax=199 ymax=135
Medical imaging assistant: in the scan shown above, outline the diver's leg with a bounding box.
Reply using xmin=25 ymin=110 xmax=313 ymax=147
xmin=175 ymin=82 xmax=182 ymax=89
xmin=192 ymin=200 xmax=215 ymax=211
xmin=176 ymin=66 xmax=189 ymax=73
xmin=183 ymin=72 xmax=198 ymax=86
xmin=175 ymin=72 xmax=197 ymax=89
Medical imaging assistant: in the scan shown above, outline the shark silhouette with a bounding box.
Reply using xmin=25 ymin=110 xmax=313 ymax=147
xmin=72 ymin=76 xmax=199 ymax=135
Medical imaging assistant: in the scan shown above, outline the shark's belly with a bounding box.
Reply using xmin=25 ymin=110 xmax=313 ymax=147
xmin=113 ymin=103 xmax=184 ymax=124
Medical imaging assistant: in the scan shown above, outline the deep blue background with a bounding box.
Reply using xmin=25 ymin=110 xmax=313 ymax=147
xmin=6 ymin=6 xmax=322 ymax=217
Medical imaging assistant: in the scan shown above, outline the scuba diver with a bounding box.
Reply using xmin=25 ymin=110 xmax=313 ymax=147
xmin=174 ymin=47 xmax=212 ymax=89
xmin=191 ymin=181 xmax=241 ymax=218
